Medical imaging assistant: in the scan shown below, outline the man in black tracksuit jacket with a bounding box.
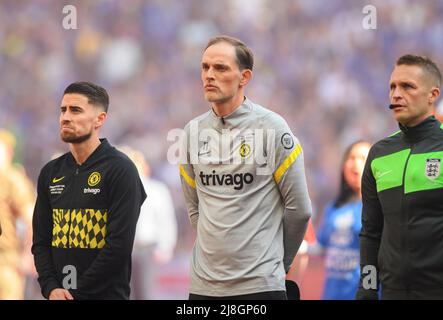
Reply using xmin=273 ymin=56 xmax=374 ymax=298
xmin=357 ymin=55 xmax=443 ymax=299
xmin=32 ymin=82 xmax=146 ymax=300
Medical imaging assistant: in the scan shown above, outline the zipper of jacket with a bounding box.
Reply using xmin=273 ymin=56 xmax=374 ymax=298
xmin=68 ymin=165 xmax=80 ymax=248
xmin=400 ymin=143 xmax=413 ymax=292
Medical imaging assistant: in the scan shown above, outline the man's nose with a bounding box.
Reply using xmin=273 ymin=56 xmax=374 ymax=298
xmin=206 ymin=67 xmax=215 ymax=79
xmin=60 ymin=111 xmax=71 ymax=123
xmin=391 ymin=87 xmax=402 ymax=100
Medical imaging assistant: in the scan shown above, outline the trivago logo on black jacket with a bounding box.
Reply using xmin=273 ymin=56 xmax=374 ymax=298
xmin=359 ymin=116 xmax=443 ymax=297
xmin=32 ymin=139 xmax=146 ymax=300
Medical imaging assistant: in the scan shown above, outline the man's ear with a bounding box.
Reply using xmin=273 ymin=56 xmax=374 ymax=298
xmin=429 ymin=86 xmax=441 ymax=105
xmin=240 ymin=69 xmax=252 ymax=87
xmin=95 ymin=111 xmax=107 ymax=129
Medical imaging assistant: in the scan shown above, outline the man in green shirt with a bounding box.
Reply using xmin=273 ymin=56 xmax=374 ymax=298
xmin=357 ymin=55 xmax=443 ymax=300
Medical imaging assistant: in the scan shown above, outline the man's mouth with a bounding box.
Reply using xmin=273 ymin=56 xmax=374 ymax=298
xmin=205 ymin=85 xmax=218 ymax=90
xmin=390 ymin=104 xmax=406 ymax=110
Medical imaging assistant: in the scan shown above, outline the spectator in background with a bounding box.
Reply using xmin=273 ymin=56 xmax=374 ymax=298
xmin=0 ymin=129 xmax=35 ymax=299
xmin=314 ymin=140 xmax=371 ymax=300
xmin=120 ymin=146 xmax=177 ymax=300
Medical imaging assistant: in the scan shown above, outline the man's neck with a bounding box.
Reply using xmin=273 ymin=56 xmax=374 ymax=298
xmin=70 ymin=137 xmax=101 ymax=165
xmin=401 ymin=110 xmax=434 ymax=127
xmin=212 ymin=95 xmax=245 ymax=117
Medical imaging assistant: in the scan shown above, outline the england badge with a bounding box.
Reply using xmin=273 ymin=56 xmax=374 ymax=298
xmin=425 ymin=158 xmax=441 ymax=180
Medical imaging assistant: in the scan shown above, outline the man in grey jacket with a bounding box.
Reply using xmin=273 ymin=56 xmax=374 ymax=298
xmin=179 ymin=35 xmax=312 ymax=299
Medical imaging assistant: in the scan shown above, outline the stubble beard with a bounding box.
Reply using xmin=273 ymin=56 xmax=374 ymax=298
xmin=205 ymin=91 xmax=233 ymax=105
xmin=61 ymin=130 xmax=92 ymax=144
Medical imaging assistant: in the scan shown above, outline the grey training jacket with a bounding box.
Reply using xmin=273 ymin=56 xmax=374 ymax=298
xmin=179 ymin=97 xmax=312 ymax=297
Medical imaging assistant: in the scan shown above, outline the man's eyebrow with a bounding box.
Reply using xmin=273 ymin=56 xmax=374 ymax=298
xmin=213 ymin=62 xmax=229 ymax=68
xmin=400 ymin=80 xmax=416 ymax=86
xmin=60 ymin=105 xmax=82 ymax=109
xmin=202 ymin=61 xmax=228 ymax=66
xmin=390 ymin=80 xmax=416 ymax=86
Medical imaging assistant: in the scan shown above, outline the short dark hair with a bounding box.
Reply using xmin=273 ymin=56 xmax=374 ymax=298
xmin=396 ymin=54 xmax=442 ymax=88
xmin=63 ymin=81 xmax=109 ymax=112
xmin=205 ymin=35 xmax=254 ymax=71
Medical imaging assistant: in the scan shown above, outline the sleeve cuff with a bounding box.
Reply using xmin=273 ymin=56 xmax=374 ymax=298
xmin=356 ymin=288 xmax=379 ymax=300
xmin=42 ymin=280 xmax=61 ymax=300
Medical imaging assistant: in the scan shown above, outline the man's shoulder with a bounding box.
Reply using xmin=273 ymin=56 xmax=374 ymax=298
xmin=40 ymin=152 xmax=70 ymax=174
xmin=184 ymin=110 xmax=212 ymax=130
xmin=434 ymin=121 xmax=443 ymax=137
xmin=105 ymin=146 xmax=139 ymax=172
xmin=373 ymin=130 xmax=402 ymax=147
xmin=246 ymin=98 xmax=272 ymax=116
xmin=246 ymin=100 xmax=289 ymax=129
xmin=369 ymin=130 xmax=404 ymax=159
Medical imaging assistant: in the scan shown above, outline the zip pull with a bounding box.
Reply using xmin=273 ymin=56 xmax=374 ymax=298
xmin=75 ymin=167 xmax=79 ymax=175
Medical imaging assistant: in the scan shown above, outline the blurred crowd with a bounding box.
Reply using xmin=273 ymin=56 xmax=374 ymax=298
xmin=1 ymin=0 xmax=443 ymax=299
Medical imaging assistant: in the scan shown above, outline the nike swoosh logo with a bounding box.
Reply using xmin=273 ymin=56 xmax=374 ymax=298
xmin=52 ymin=176 xmax=65 ymax=183
xmin=375 ymin=170 xmax=392 ymax=179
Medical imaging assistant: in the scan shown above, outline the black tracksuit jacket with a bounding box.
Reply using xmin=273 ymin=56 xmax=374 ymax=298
xmin=357 ymin=116 xmax=443 ymax=299
xmin=32 ymin=139 xmax=146 ymax=299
